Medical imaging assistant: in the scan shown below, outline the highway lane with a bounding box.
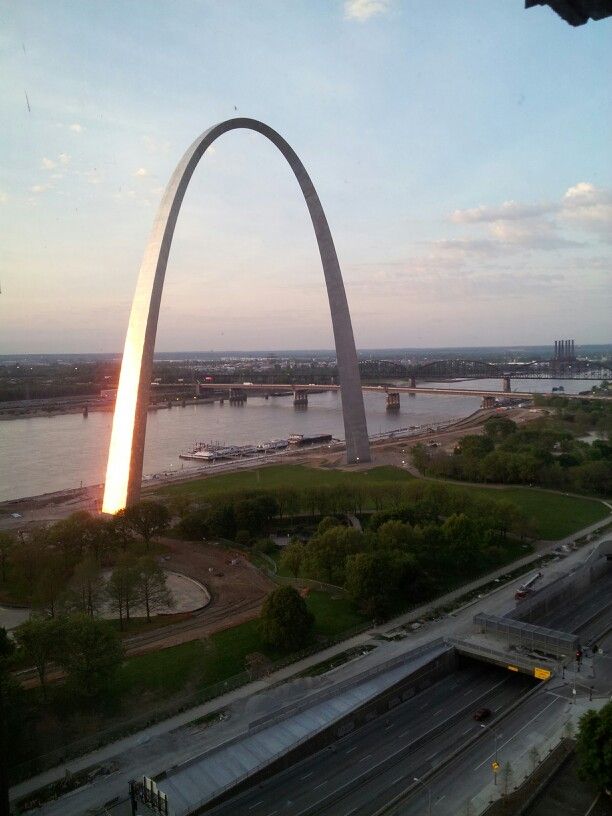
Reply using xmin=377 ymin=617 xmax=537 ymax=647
xmin=384 ymin=687 xmax=571 ymax=816
xmin=535 ymin=573 xmax=612 ymax=635
xmin=207 ymin=662 xmax=535 ymax=816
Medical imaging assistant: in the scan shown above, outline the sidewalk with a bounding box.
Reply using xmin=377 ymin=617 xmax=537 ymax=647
xmin=10 ymin=511 xmax=612 ymax=808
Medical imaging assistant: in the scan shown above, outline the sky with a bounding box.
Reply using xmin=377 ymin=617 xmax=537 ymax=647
xmin=0 ymin=0 xmax=610 ymax=353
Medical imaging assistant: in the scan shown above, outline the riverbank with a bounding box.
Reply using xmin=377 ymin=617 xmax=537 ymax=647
xmin=0 ymin=408 xmax=495 ymax=528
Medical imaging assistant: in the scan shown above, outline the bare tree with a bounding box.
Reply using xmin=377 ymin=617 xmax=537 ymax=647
xmin=135 ymin=557 xmax=174 ymax=622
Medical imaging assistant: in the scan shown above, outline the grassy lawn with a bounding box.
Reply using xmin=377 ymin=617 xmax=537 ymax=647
xmin=116 ymin=591 xmax=367 ymax=700
xmin=157 ymin=463 xmax=609 ymax=542
xmin=155 ymin=464 xmax=414 ymax=499
xmin=436 ymin=483 xmax=609 ymax=540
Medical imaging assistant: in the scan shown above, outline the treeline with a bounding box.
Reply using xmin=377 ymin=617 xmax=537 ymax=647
xmin=0 ymin=502 xmax=172 ymax=623
xmin=413 ymin=414 xmax=612 ymax=496
xmin=175 ymin=477 xmax=534 ymax=544
xmin=279 ymin=484 xmax=532 ymax=620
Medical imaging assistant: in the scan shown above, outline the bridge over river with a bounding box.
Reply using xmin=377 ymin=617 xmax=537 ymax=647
xmin=186 ymin=381 xmax=609 ymax=411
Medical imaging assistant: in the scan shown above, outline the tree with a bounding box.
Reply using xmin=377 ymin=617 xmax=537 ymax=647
xmin=69 ymin=556 xmax=103 ymax=616
xmin=57 ymin=615 xmax=123 ymax=701
xmin=135 ymin=557 xmax=174 ymax=623
xmin=576 ymin=701 xmax=612 ymax=793
xmin=484 ymin=416 xmax=517 ymax=440
xmin=317 ymin=516 xmax=342 ymax=535
xmin=31 ymin=550 xmax=67 ymax=617
xmin=0 ymin=627 xmax=17 ymax=816
xmin=304 ymin=527 xmax=363 ymax=585
xmin=259 ymin=586 xmax=314 ymax=652
xmin=118 ymin=501 xmax=170 ymax=550
xmin=280 ymin=539 xmax=305 ymax=579
xmin=106 ymin=556 xmax=141 ymax=629
xmin=14 ymin=617 xmax=63 ymax=695
xmin=0 ymin=533 xmax=14 ymax=584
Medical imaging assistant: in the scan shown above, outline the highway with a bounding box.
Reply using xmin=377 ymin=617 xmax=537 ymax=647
xmin=206 ymin=662 xmax=535 ymax=816
xmin=383 ymin=686 xmax=573 ymax=815
xmin=535 ymin=572 xmax=612 ymax=636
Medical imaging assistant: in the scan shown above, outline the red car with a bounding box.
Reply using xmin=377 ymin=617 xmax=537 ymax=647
xmin=473 ymin=707 xmax=492 ymax=721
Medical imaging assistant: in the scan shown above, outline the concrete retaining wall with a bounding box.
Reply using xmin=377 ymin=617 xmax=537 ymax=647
xmin=199 ymin=647 xmax=458 ymax=813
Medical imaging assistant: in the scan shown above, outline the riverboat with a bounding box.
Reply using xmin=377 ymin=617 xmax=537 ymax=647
xmin=287 ymin=433 xmax=333 ymax=446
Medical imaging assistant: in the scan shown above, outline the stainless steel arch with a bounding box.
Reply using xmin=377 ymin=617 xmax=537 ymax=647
xmin=102 ymin=118 xmax=371 ymax=513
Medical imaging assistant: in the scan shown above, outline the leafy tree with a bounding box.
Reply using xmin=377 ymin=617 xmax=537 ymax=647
xmin=317 ymin=516 xmax=342 ymax=535
xmin=484 ymin=416 xmax=517 ymax=440
xmin=377 ymin=520 xmax=413 ymax=550
xmin=0 ymin=533 xmax=14 ymax=584
xmin=275 ymin=487 xmax=300 ymax=520
xmin=69 ymin=556 xmax=103 ymax=616
xmin=106 ymin=556 xmax=141 ymax=629
xmin=207 ymin=503 xmax=237 ymax=539
xmin=50 ymin=511 xmax=99 ymax=566
xmin=0 ymin=627 xmax=19 ymax=816
xmin=135 ymin=557 xmax=174 ymax=623
xmin=259 ymin=586 xmax=314 ymax=652
xmin=346 ymin=549 xmax=426 ymax=620
xmin=454 ymin=435 xmax=494 ymax=459
xmin=14 ymin=617 xmax=64 ymax=695
xmin=576 ymin=701 xmax=612 ymax=792
xmin=31 ymin=550 xmax=67 ymax=617
xmin=108 ymin=511 xmax=138 ymax=552
xmin=304 ymin=527 xmax=363 ymax=585
xmin=56 ymin=615 xmax=123 ymax=701
xmin=280 ymin=539 xmax=305 ymax=579
xmin=118 ymin=501 xmax=170 ymax=550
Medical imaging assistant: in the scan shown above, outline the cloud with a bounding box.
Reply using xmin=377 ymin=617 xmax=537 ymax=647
xmin=30 ymin=183 xmax=51 ymax=193
xmin=560 ymin=182 xmax=612 ymax=235
xmin=83 ymin=169 xmax=102 ymax=185
xmin=451 ymin=200 xmax=552 ymax=224
xmin=41 ymin=157 xmax=56 ymax=170
xmin=344 ymin=0 xmax=390 ymax=21
xmin=134 ymin=167 xmax=149 ymax=178
xmin=69 ymin=123 xmax=83 ymax=133
xmin=0 ymin=190 xmax=7 ymax=204
xmin=448 ymin=181 xmax=611 ymax=251
xmin=142 ymin=135 xmax=170 ymax=155
xmin=58 ymin=153 xmax=71 ymax=165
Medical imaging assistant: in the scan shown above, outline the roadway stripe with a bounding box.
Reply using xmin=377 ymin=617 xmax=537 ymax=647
xmin=473 ymin=698 xmax=559 ymax=771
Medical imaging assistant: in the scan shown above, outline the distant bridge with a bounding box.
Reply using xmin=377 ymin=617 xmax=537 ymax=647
xmin=359 ymin=357 xmax=612 ymax=382
xmin=184 ymin=382 xmax=610 ymax=410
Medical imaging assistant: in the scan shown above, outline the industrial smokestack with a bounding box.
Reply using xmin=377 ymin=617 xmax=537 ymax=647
xmin=554 ymin=341 xmax=558 ymax=359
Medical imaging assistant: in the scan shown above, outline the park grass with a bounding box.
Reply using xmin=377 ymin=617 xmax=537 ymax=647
xmin=155 ymin=464 xmax=414 ymax=499
xmin=115 ymin=591 xmax=368 ymax=700
xmin=156 ymin=463 xmax=609 ymax=541
xmin=433 ymin=483 xmax=609 ymax=540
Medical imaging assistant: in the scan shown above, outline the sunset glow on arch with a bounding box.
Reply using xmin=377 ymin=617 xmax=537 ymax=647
xmin=101 ymin=118 xmax=370 ymax=514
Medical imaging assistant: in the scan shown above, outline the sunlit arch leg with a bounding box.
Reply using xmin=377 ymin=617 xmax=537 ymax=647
xmin=102 ymin=118 xmax=370 ymax=514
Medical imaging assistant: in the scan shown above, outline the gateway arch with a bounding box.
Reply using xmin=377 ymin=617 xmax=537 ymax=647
xmin=102 ymin=118 xmax=371 ymax=514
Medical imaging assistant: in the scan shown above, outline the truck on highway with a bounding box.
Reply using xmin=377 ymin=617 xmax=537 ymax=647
xmin=515 ymin=571 xmax=543 ymax=600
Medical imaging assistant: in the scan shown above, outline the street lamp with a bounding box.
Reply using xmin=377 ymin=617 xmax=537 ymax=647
xmin=480 ymin=723 xmax=502 ymax=785
xmin=413 ymin=776 xmax=432 ymax=816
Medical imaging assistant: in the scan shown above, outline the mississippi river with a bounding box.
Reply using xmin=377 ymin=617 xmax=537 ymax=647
xmin=0 ymin=378 xmax=596 ymax=502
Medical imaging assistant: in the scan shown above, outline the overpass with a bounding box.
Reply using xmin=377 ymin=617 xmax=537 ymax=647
xmin=184 ymin=381 xmax=609 ymax=410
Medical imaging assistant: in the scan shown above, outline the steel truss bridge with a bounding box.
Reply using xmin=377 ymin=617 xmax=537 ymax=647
xmin=359 ymin=358 xmax=612 ymax=382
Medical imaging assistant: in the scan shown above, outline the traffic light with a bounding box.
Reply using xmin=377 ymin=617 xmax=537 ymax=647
xmin=576 ymin=648 xmax=583 ymax=664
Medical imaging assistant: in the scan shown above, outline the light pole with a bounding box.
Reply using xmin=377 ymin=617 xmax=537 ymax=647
xmin=413 ymin=776 xmax=432 ymax=816
xmin=480 ymin=723 xmax=502 ymax=785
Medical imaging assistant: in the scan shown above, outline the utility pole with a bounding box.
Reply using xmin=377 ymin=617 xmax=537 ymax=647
xmin=413 ymin=776 xmax=433 ymax=816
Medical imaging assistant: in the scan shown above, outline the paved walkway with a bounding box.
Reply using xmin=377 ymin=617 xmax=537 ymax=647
xmin=10 ymin=512 xmax=612 ymax=809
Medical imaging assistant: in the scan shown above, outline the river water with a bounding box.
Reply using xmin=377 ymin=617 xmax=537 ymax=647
xmin=0 ymin=378 xmax=597 ymax=502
